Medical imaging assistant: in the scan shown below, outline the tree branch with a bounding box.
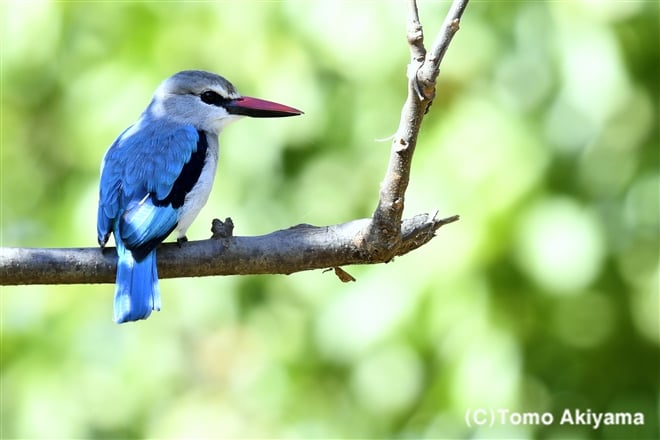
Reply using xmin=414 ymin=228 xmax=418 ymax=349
xmin=0 ymin=0 xmax=468 ymax=286
xmin=365 ymin=0 xmax=469 ymax=259
xmin=418 ymin=0 xmax=469 ymax=98
xmin=1 ymin=214 xmax=459 ymax=285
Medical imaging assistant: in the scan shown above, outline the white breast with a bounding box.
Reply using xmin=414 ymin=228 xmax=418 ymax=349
xmin=175 ymin=132 xmax=220 ymax=239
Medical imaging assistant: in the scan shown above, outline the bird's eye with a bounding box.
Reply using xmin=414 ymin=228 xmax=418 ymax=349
xmin=200 ymin=90 xmax=229 ymax=106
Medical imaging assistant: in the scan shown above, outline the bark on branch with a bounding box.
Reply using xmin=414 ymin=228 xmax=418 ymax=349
xmin=1 ymin=214 xmax=459 ymax=285
xmin=364 ymin=0 xmax=468 ymax=259
xmin=0 ymin=0 xmax=469 ymax=286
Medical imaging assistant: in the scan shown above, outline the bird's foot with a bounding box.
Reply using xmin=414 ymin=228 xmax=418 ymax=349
xmin=176 ymin=236 xmax=188 ymax=248
xmin=212 ymin=217 xmax=234 ymax=239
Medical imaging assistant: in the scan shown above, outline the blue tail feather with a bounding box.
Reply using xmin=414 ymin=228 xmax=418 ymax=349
xmin=114 ymin=234 xmax=161 ymax=323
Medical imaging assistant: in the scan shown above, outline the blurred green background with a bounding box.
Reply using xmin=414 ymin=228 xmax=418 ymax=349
xmin=1 ymin=1 xmax=658 ymax=438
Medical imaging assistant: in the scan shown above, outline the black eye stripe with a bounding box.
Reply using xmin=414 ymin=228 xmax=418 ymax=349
xmin=200 ymin=90 xmax=230 ymax=106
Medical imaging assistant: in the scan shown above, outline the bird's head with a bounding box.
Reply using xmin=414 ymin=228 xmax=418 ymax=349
xmin=150 ymin=70 xmax=303 ymax=134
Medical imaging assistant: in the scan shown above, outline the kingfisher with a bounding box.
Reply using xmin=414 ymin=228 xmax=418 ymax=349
xmin=97 ymin=70 xmax=302 ymax=323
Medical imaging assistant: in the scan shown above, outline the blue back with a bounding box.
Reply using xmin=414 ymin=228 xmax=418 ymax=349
xmin=97 ymin=114 xmax=202 ymax=260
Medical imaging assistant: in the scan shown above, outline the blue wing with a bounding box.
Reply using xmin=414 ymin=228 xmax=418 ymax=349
xmin=97 ymin=118 xmax=205 ymax=260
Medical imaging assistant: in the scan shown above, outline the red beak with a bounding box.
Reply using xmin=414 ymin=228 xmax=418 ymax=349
xmin=226 ymin=96 xmax=303 ymax=118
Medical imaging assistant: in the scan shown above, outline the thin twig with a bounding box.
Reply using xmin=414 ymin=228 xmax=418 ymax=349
xmin=418 ymin=0 xmax=470 ymax=97
xmin=365 ymin=0 xmax=468 ymax=260
xmin=407 ymin=0 xmax=426 ymax=66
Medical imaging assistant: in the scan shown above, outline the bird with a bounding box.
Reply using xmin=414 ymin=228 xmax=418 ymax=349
xmin=97 ymin=70 xmax=302 ymax=324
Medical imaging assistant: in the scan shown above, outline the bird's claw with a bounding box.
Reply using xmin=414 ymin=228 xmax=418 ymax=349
xmin=176 ymin=236 xmax=188 ymax=247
